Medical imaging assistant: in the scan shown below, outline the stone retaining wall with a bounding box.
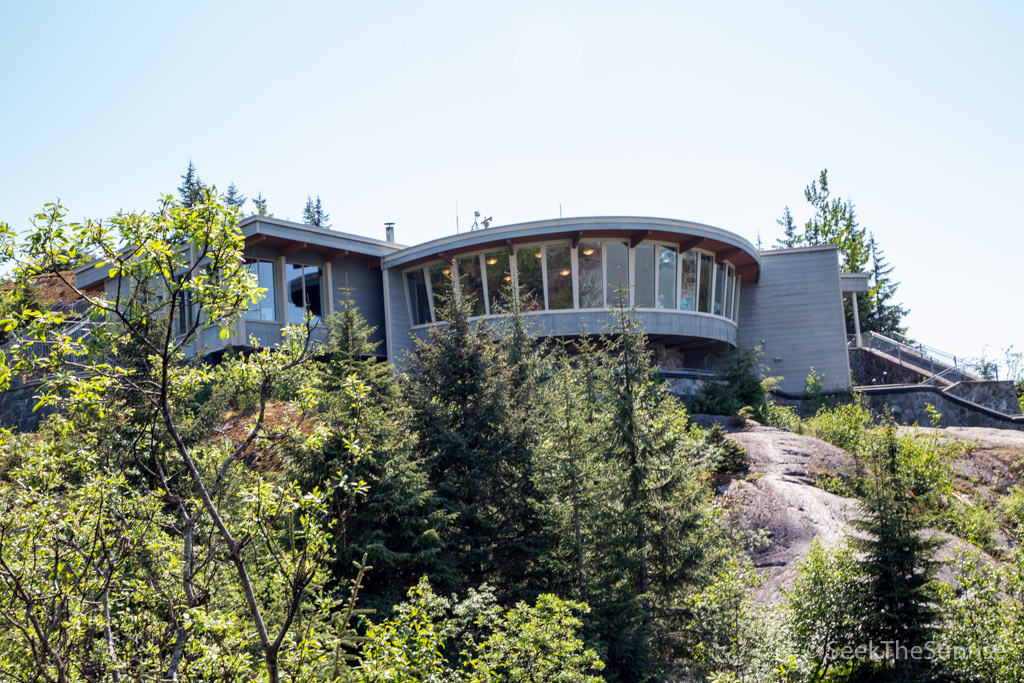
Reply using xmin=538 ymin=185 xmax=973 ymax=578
xmin=0 ymin=378 xmax=52 ymax=432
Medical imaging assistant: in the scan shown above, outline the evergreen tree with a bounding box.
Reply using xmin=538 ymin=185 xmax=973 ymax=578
xmin=177 ymin=160 xmax=207 ymax=208
xmin=775 ymin=205 xmax=799 ymax=248
xmin=303 ymin=195 xmax=331 ymax=228
xmin=863 ymin=235 xmax=908 ymax=338
xmin=252 ymin=192 xmax=272 ymax=217
xmin=224 ymin=182 xmax=247 ymax=212
xmin=293 ymin=290 xmax=454 ymax=609
xmin=850 ymin=426 xmax=942 ymax=680
xmin=404 ymin=279 xmax=546 ymax=598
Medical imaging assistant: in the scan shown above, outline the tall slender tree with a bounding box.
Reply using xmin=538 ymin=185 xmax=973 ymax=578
xmin=177 ymin=161 xmax=207 ymax=208
xmin=303 ymin=195 xmax=331 ymax=228
xmin=252 ymin=192 xmax=272 ymax=217
xmin=224 ymin=182 xmax=246 ymax=212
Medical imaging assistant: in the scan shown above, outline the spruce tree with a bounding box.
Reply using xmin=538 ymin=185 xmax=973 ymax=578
xmin=863 ymin=235 xmax=908 ymax=337
xmin=252 ymin=192 xmax=272 ymax=217
xmin=178 ymin=160 xmax=207 ymax=208
xmin=293 ymin=290 xmax=454 ymax=609
xmin=850 ymin=426 xmax=942 ymax=680
xmin=303 ymin=195 xmax=331 ymax=228
xmin=775 ymin=205 xmax=799 ymax=248
xmin=224 ymin=182 xmax=246 ymax=212
xmin=404 ymin=280 xmax=545 ymax=597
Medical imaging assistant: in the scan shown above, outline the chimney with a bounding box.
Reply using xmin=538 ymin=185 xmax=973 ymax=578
xmin=385 ymin=222 xmax=395 ymax=243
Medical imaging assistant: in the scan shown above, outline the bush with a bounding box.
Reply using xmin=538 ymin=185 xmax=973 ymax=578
xmin=802 ymin=400 xmax=872 ymax=454
xmin=689 ymin=347 xmax=766 ymax=416
xmin=935 ymin=497 xmax=999 ymax=552
xmin=705 ymin=424 xmax=749 ymax=474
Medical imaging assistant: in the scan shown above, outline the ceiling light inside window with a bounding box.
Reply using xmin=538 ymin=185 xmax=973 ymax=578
xmin=503 ymin=275 xmax=512 ymax=282
xmin=442 ymin=268 xmax=450 ymax=275
xmin=560 ymin=269 xmax=570 ymax=276
xmin=486 ymin=257 xmax=498 ymax=265
xmin=582 ymin=248 xmax=595 ymax=256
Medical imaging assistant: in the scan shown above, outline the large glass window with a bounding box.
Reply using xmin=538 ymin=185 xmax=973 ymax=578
xmin=546 ymin=243 xmax=573 ymax=310
xmin=723 ymin=266 xmax=734 ymax=320
xmin=697 ymin=254 xmax=714 ymax=313
xmin=483 ymin=251 xmax=512 ymax=314
xmin=732 ymin=275 xmax=741 ymax=322
xmin=605 ymin=241 xmax=629 ymax=309
xmin=657 ymin=246 xmax=676 ymax=309
xmin=245 ymin=260 xmax=277 ymax=321
xmin=456 ymin=255 xmax=485 ymax=317
xmin=714 ymin=263 xmax=726 ymax=315
xmin=406 ymin=268 xmax=431 ymax=325
xmin=634 ymin=243 xmax=656 ymax=308
xmin=578 ymin=241 xmax=603 ymax=308
xmin=680 ymin=251 xmax=697 ymax=310
xmin=515 ymin=246 xmax=545 ymax=311
xmin=286 ymin=264 xmax=322 ymax=324
xmin=429 ymin=262 xmax=454 ymax=316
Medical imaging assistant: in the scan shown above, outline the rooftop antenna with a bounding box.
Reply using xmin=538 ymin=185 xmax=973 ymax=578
xmin=559 ymin=203 xmax=563 ymax=219
xmin=455 ymin=198 xmax=460 ymax=234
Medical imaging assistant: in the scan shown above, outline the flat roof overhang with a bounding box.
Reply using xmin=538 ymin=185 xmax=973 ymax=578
xmin=381 ymin=216 xmax=762 ymax=281
xmin=240 ymin=216 xmax=405 ymax=266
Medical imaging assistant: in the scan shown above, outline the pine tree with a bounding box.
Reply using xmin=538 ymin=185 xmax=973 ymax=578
xmin=863 ymin=235 xmax=908 ymax=337
xmin=303 ymin=195 xmax=331 ymax=228
xmin=775 ymin=205 xmax=799 ymax=248
xmin=252 ymin=192 xmax=272 ymax=217
xmin=224 ymin=182 xmax=246 ymax=212
xmin=178 ymin=160 xmax=207 ymax=208
xmin=293 ymin=290 xmax=454 ymax=609
xmin=850 ymin=426 xmax=942 ymax=680
xmin=404 ymin=278 xmax=546 ymax=597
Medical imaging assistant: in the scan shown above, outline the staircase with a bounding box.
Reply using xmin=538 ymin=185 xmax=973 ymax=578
xmin=850 ymin=331 xmax=981 ymax=388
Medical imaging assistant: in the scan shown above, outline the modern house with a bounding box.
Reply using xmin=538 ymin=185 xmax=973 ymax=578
xmin=72 ymin=215 xmax=867 ymax=394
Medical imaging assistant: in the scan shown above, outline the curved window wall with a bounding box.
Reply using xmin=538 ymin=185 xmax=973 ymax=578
xmin=405 ymin=239 xmax=743 ymax=327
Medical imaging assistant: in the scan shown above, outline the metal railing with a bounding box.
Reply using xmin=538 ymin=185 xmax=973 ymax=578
xmin=855 ymin=331 xmax=982 ymax=383
xmin=0 ymin=319 xmax=107 ymax=366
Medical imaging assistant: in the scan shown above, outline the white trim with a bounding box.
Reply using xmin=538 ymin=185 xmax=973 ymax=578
xmin=382 ymin=270 xmax=393 ymax=360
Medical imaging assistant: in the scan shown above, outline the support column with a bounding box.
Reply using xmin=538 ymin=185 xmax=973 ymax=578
xmin=850 ymin=293 xmax=862 ymax=348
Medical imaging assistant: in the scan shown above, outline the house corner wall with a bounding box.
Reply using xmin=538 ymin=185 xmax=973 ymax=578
xmin=737 ymin=247 xmax=851 ymax=394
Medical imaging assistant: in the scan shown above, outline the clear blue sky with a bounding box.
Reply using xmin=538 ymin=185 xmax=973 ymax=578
xmin=2 ymin=1 xmax=1021 ymax=374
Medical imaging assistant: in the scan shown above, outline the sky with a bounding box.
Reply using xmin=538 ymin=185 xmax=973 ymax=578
xmin=1 ymin=1 xmax=1021 ymax=374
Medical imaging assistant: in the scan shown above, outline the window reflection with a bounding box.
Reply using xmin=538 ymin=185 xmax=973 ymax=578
xmin=546 ymin=243 xmax=573 ymax=310
xmin=697 ymin=254 xmax=713 ymax=313
xmin=406 ymin=268 xmax=431 ymax=325
xmin=605 ymin=241 xmax=629 ymax=309
xmin=658 ymin=246 xmax=676 ymax=309
xmin=723 ymin=266 xmax=734 ymax=320
xmin=515 ymin=246 xmax=544 ymax=311
xmin=634 ymin=243 xmax=656 ymax=308
xmin=578 ymin=241 xmax=603 ymax=308
xmin=429 ymin=263 xmax=454 ymax=316
xmin=286 ymin=264 xmax=322 ymax=324
xmin=714 ymin=263 xmax=726 ymax=315
xmin=245 ymin=260 xmax=277 ymax=321
xmin=484 ymin=251 xmax=511 ymax=314
xmin=456 ymin=255 xmax=485 ymax=317
xmin=680 ymin=251 xmax=697 ymax=310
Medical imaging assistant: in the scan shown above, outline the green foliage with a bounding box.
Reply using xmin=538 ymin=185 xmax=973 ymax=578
xmin=802 ymin=400 xmax=872 ymax=454
xmin=689 ymin=346 xmax=766 ymax=416
xmin=787 ymin=538 xmax=866 ymax=681
xmin=935 ymin=550 xmax=1024 ymax=681
xmin=1000 ymin=485 xmax=1024 ymax=540
xmin=358 ymin=577 xmax=605 ymax=682
xmin=934 ymin=497 xmax=999 ymax=552
xmin=705 ymin=424 xmax=749 ymax=474
xmin=253 ymin=191 xmax=272 ymax=217
xmin=224 ymin=181 xmax=247 ymax=212
xmin=849 ymin=426 xmax=943 ymax=679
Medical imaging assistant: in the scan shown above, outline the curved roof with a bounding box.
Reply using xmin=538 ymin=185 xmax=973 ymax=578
xmin=382 ymin=216 xmax=761 ymax=280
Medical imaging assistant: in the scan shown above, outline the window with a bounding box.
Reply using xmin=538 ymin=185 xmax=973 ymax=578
xmin=545 ymin=243 xmax=573 ymax=310
xmin=723 ymin=265 xmax=734 ymax=320
xmin=657 ymin=245 xmax=677 ymax=310
xmin=578 ymin=241 xmax=603 ymax=308
xmin=634 ymin=243 xmax=656 ymax=308
xmin=714 ymin=263 xmax=726 ymax=315
xmin=429 ymin=262 xmax=454 ymax=316
xmin=605 ymin=241 xmax=629 ymax=309
xmin=515 ymin=246 xmax=545 ymax=311
xmin=697 ymin=254 xmax=714 ymax=313
xmin=245 ymin=259 xmax=277 ymax=321
xmin=174 ymin=279 xmax=193 ymax=336
xmin=456 ymin=255 xmax=485 ymax=317
xmin=680 ymin=251 xmax=697 ymax=310
xmin=406 ymin=268 xmax=431 ymax=325
xmin=484 ymin=251 xmax=511 ymax=314
xmin=286 ymin=264 xmax=322 ymax=324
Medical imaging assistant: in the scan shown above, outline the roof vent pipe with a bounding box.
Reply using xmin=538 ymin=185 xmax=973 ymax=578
xmin=385 ymin=222 xmax=395 ymax=243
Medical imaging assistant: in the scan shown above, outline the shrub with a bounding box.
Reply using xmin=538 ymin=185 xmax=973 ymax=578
xmin=802 ymin=400 xmax=872 ymax=454
xmin=935 ymin=497 xmax=999 ymax=552
xmin=689 ymin=347 xmax=766 ymax=416
xmin=705 ymin=424 xmax=749 ymax=474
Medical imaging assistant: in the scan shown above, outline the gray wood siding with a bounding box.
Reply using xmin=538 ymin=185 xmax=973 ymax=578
xmin=330 ymin=257 xmax=387 ymax=353
xmin=737 ymin=247 xmax=851 ymax=393
xmin=385 ymin=268 xmax=418 ymax=361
